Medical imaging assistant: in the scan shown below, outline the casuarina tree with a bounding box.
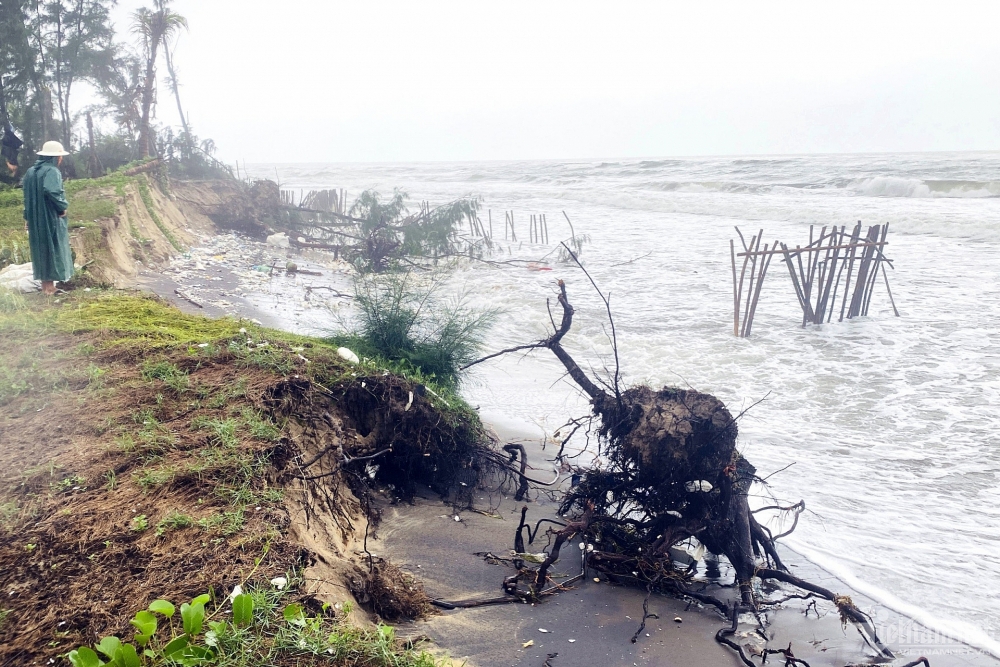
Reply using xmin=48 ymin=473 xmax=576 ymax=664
xmin=132 ymin=0 xmax=187 ymax=158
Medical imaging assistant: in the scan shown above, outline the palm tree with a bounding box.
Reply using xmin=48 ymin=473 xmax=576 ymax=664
xmin=132 ymin=0 xmax=186 ymax=158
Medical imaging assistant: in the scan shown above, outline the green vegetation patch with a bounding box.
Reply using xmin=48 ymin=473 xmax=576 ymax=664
xmin=67 ymin=586 xmax=444 ymax=667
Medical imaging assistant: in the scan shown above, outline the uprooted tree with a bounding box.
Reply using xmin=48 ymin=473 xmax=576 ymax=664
xmin=207 ymin=184 xmax=496 ymax=273
xmin=461 ymin=265 xmax=899 ymax=665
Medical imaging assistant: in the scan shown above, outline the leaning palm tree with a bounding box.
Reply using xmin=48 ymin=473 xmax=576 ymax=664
xmin=132 ymin=0 xmax=187 ymax=158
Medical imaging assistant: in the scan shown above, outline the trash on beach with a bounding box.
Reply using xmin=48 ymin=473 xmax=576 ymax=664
xmin=266 ymin=232 xmax=290 ymax=248
xmin=538 ymin=628 xmax=550 ymax=633
xmin=270 ymin=576 xmax=288 ymax=589
xmin=512 ymin=552 xmax=549 ymax=564
xmin=673 ymin=616 xmax=682 ymax=623
xmin=404 ymin=391 xmax=414 ymax=412
xmin=522 ymin=640 xmax=534 ymax=648
xmin=337 ymin=347 xmax=360 ymax=364
xmin=684 ymin=480 xmax=713 ymax=493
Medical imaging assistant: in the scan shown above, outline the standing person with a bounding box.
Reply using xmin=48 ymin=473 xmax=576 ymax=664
xmin=23 ymin=141 xmax=72 ymax=295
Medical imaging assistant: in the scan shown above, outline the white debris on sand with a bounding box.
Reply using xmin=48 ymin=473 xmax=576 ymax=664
xmin=0 ymin=263 xmax=41 ymax=293
xmin=157 ymin=233 xmax=355 ymax=333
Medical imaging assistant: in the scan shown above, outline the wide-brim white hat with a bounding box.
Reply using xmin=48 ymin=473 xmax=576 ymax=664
xmin=37 ymin=141 xmax=70 ymax=157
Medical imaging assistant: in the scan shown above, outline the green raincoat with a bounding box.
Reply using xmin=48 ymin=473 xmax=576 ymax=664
xmin=22 ymin=156 xmax=73 ymax=282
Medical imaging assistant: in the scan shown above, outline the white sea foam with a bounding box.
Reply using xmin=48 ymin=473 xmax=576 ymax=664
xmin=249 ymin=152 xmax=1000 ymax=654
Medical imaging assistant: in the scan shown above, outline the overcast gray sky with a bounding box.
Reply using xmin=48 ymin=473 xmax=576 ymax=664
xmin=111 ymin=0 xmax=1000 ymax=163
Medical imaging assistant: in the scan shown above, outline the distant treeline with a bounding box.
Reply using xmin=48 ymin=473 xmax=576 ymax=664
xmin=0 ymin=0 xmax=226 ymax=183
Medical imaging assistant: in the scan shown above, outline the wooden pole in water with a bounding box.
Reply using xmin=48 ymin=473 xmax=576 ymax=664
xmin=731 ymin=239 xmax=740 ymax=336
xmin=802 ymin=226 xmax=816 ymax=317
xmin=563 ymin=211 xmax=576 ymax=240
xmin=740 ymin=231 xmax=763 ymax=337
xmin=735 ymin=231 xmax=754 ymax=337
xmin=823 ymin=226 xmax=847 ymax=323
xmin=839 ymin=222 xmax=863 ymax=322
xmin=822 ymin=229 xmax=840 ymax=322
xmin=862 ymin=223 xmax=890 ymax=316
xmin=744 ymin=241 xmax=777 ymax=338
xmin=782 ymin=243 xmax=812 ymax=322
xmin=794 ymin=246 xmax=810 ymax=327
xmin=848 ymin=225 xmax=879 ymax=318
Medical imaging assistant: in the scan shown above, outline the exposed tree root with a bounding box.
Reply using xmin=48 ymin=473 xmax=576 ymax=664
xmin=464 ymin=271 xmax=903 ymax=665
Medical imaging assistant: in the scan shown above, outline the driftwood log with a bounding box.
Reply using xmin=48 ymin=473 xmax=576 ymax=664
xmin=462 ymin=273 xmax=898 ymax=664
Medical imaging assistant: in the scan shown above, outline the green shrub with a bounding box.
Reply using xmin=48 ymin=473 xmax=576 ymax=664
xmin=336 ymin=273 xmax=496 ymax=387
xmin=67 ymin=587 xmax=443 ymax=667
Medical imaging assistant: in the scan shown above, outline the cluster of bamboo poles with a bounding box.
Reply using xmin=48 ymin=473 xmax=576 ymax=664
xmin=294 ymin=188 xmax=348 ymax=215
xmin=503 ymin=211 xmax=518 ymax=241
xmin=466 ymin=208 xmax=491 ymax=239
xmin=730 ymin=229 xmax=780 ymax=338
xmin=499 ymin=211 xmax=552 ymax=244
xmin=530 ymin=214 xmax=550 ymax=244
xmin=730 ymin=223 xmax=899 ymax=338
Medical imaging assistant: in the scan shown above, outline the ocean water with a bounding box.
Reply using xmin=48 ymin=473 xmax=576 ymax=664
xmin=249 ymin=153 xmax=1000 ymax=656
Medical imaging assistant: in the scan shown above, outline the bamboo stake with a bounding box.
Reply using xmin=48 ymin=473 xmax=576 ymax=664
xmin=735 ymin=233 xmax=756 ymax=337
xmin=827 ymin=226 xmax=844 ymax=323
xmin=564 ymin=211 xmax=576 ymax=240
xmin=817 ymin=228 xmax=841 ymax=323
xmin=804 ymin=226 xmax=816 ymax=313
xmin=862 ymin=224 xmax=890 ymax=316
xmin=731 ymin=240 xmax=740 ymax=336
xmin=839 ymin=222 xmax=863 ymax=322
xmin=735 ymin=226 xmax=749 ymax=252
xmin=782 ymin=243 xmax=814 ymax=323
xmin=745 ymin=241 xmax=776 ymax=338
xmin=740 ymin=231 xmax=764 ymax=337
xmin=795 ymin=246 xmax=810 ymax=327
xmin=848 ymin=225 xmax=879 ymax=318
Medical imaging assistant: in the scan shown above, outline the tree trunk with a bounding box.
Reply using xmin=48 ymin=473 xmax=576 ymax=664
xmin=138 ymin=41 xmax=160 ymax=158
xmin=86 ymin=111 xmax=98 ymax=177
xmin=0 ymin=76 xmax=10 ymax=129
xmin=163 ymin=40 xmax=190 ymax=139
